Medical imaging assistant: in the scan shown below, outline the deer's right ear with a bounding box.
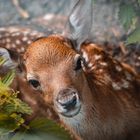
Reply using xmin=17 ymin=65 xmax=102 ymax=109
xmin=63 ymin=0 xmax=93 ymax=51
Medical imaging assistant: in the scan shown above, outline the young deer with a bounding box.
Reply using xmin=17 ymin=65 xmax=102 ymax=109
xmin=0 ymin=0 xmax=140 ymax=140
xmin=23 ymin=0 xmax=140 ymax=140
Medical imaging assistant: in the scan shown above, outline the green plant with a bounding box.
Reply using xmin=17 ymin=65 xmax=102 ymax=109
xmin=0 ymin=57 xmax=32 ymax=139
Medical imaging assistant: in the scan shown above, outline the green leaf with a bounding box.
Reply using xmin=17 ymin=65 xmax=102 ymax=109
xmin=119 ymin=4 xmax=136 ymax=30
xmin=1 ymin=70 xmax=15 ymax=86
xmin=4 ymin=98 xmax=32 ymax=115
xmin=12 ymin=119 xmax=72 ymax=140
xmin=0 ymin=80 xmax=9 ymax=94
xmin=126 ymin=27 xmax=140 ymax=44
xmin=0 ymin=56 xmax=34 ymax=139
xmin=0 ymin=57 xmax=7 ymax=66
xmin=0 ymin=113 xmax=19 ymax=136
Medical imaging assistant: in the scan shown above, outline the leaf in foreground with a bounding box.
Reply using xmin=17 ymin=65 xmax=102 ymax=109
xmin=11 ymin=119 xmax=72 ymax=140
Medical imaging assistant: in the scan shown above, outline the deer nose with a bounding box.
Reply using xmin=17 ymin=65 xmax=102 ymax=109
xmin=57 ymin=89 xmax=78 ymax=110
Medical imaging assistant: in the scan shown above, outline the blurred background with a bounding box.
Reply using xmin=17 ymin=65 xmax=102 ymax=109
xmin=0 ymin=0 xmax=139 ymax=73
xmin=0 ymin=0 xmax=124 ymax=42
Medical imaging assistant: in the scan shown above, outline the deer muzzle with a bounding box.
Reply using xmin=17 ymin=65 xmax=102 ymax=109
xmin=55 ymin=88 xmax=81 ymax=117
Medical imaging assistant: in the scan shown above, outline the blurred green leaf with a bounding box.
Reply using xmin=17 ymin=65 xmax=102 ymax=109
xmin=4 ymin=98 xmax=32 ymax=115
xmin=0 ymin=57 xmax=6 ymax=66
xmin=1 ymin=70 xmax=15 ymax=86
xmin=0 ymin=56 xmax=33 ymax=138
xmin=138 ymin=0 xmax=140 ymax=5
xmin=0 ymin=113 xmax=19 ymax=135
xmin=11 ymin=119 xmax=72 ymax=140
xmin=126 ymin=27 xmax=140 ymax=44
xmin=119 ymin=4 xmax=136 ymax=30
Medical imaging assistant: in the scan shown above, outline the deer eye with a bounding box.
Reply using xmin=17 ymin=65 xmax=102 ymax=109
xmin=74 ymin=55 xmax=82 ymax=71
xmin=28 ymin=79 xmax=41 ymax=90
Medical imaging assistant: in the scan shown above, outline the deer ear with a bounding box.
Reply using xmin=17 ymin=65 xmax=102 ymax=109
xmin=0 ymin=48 xmax=16 ymax=74
xmin=63 ymin=0 xmax=93 ymax=51
xmin=0 ymin=48 xmax=25 ymax=75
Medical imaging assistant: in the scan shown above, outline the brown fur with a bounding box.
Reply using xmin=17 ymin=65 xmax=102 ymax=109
xmin=11 ymin=73 xmax=59 ymax=121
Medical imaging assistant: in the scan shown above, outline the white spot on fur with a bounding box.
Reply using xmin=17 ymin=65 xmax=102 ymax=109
xmin=100 ymin=62 xmax=107 ymax=66
xmin=20 ymin=47 xmax=25 ymax=52
xmin=94 ymin=55 xmax=101 ymax=60
xmin=82 ymin=51 xmax=88 ymax=62
xmin=15 ymin=40 xmax=21 ymax=45
xmin=81 ymin=61 xmax=86 ymax=71
xmin=99 ymin=69 xmax=103 ymax=73
xmin=121 ymin=79 xmax=129 ymax=88
xmin=112 ymin=82 xmax=121 ymax=90
xmin=88 ymin=63 xmax=93 ymax=68
xmin=22 ymin=36 xmax=28 ymax=42
xmin=23 ymin=31 xmax=30 ymax=35
xmin=27 ymin=40 xmax=32 ymax=44
xmin=112 ymin=79 xmax=129 ymax=90
xmin=11 ymin=43 xmax=16 ymax=48
xmin=90 ymin=44 xmax=96 ymax=47
xmin=116 ymin=65 xmax=122 ymax=72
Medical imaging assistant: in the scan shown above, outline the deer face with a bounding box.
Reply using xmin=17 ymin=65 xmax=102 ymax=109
xmin=24 ymin=35 xmax=87 ymax=118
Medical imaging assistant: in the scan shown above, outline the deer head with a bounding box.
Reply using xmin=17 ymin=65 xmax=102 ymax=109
xmin=24 ymin=0 xmax=93 ymax=118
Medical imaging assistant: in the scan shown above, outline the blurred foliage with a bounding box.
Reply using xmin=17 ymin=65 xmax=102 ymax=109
xmin=93 ymin=0 xmax=140 ymax=45
xmin=118 ymin=0 xmax=140 ymax=44
xmin=0 ymin=57 xmax=72 ymax=140
xmin=11 ymin=119 xmax=72 ymax=140
xmin=119 ymin=4 xmax=136 ymax=31
xmin=0 ymin=57 xmax=32 ymax=138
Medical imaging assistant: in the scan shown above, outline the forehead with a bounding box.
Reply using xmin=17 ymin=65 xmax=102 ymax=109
xmin=24 ymin=35 xmax=76 ymax=71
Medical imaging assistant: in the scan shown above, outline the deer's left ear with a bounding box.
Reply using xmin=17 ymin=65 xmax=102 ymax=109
xmin=63 ymin=0 xmax=93 ymax=51
xmin=0 ymin=48 xmax=26 ymax=75
xmin=0 ymin=48 xmax=16 ymax=74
